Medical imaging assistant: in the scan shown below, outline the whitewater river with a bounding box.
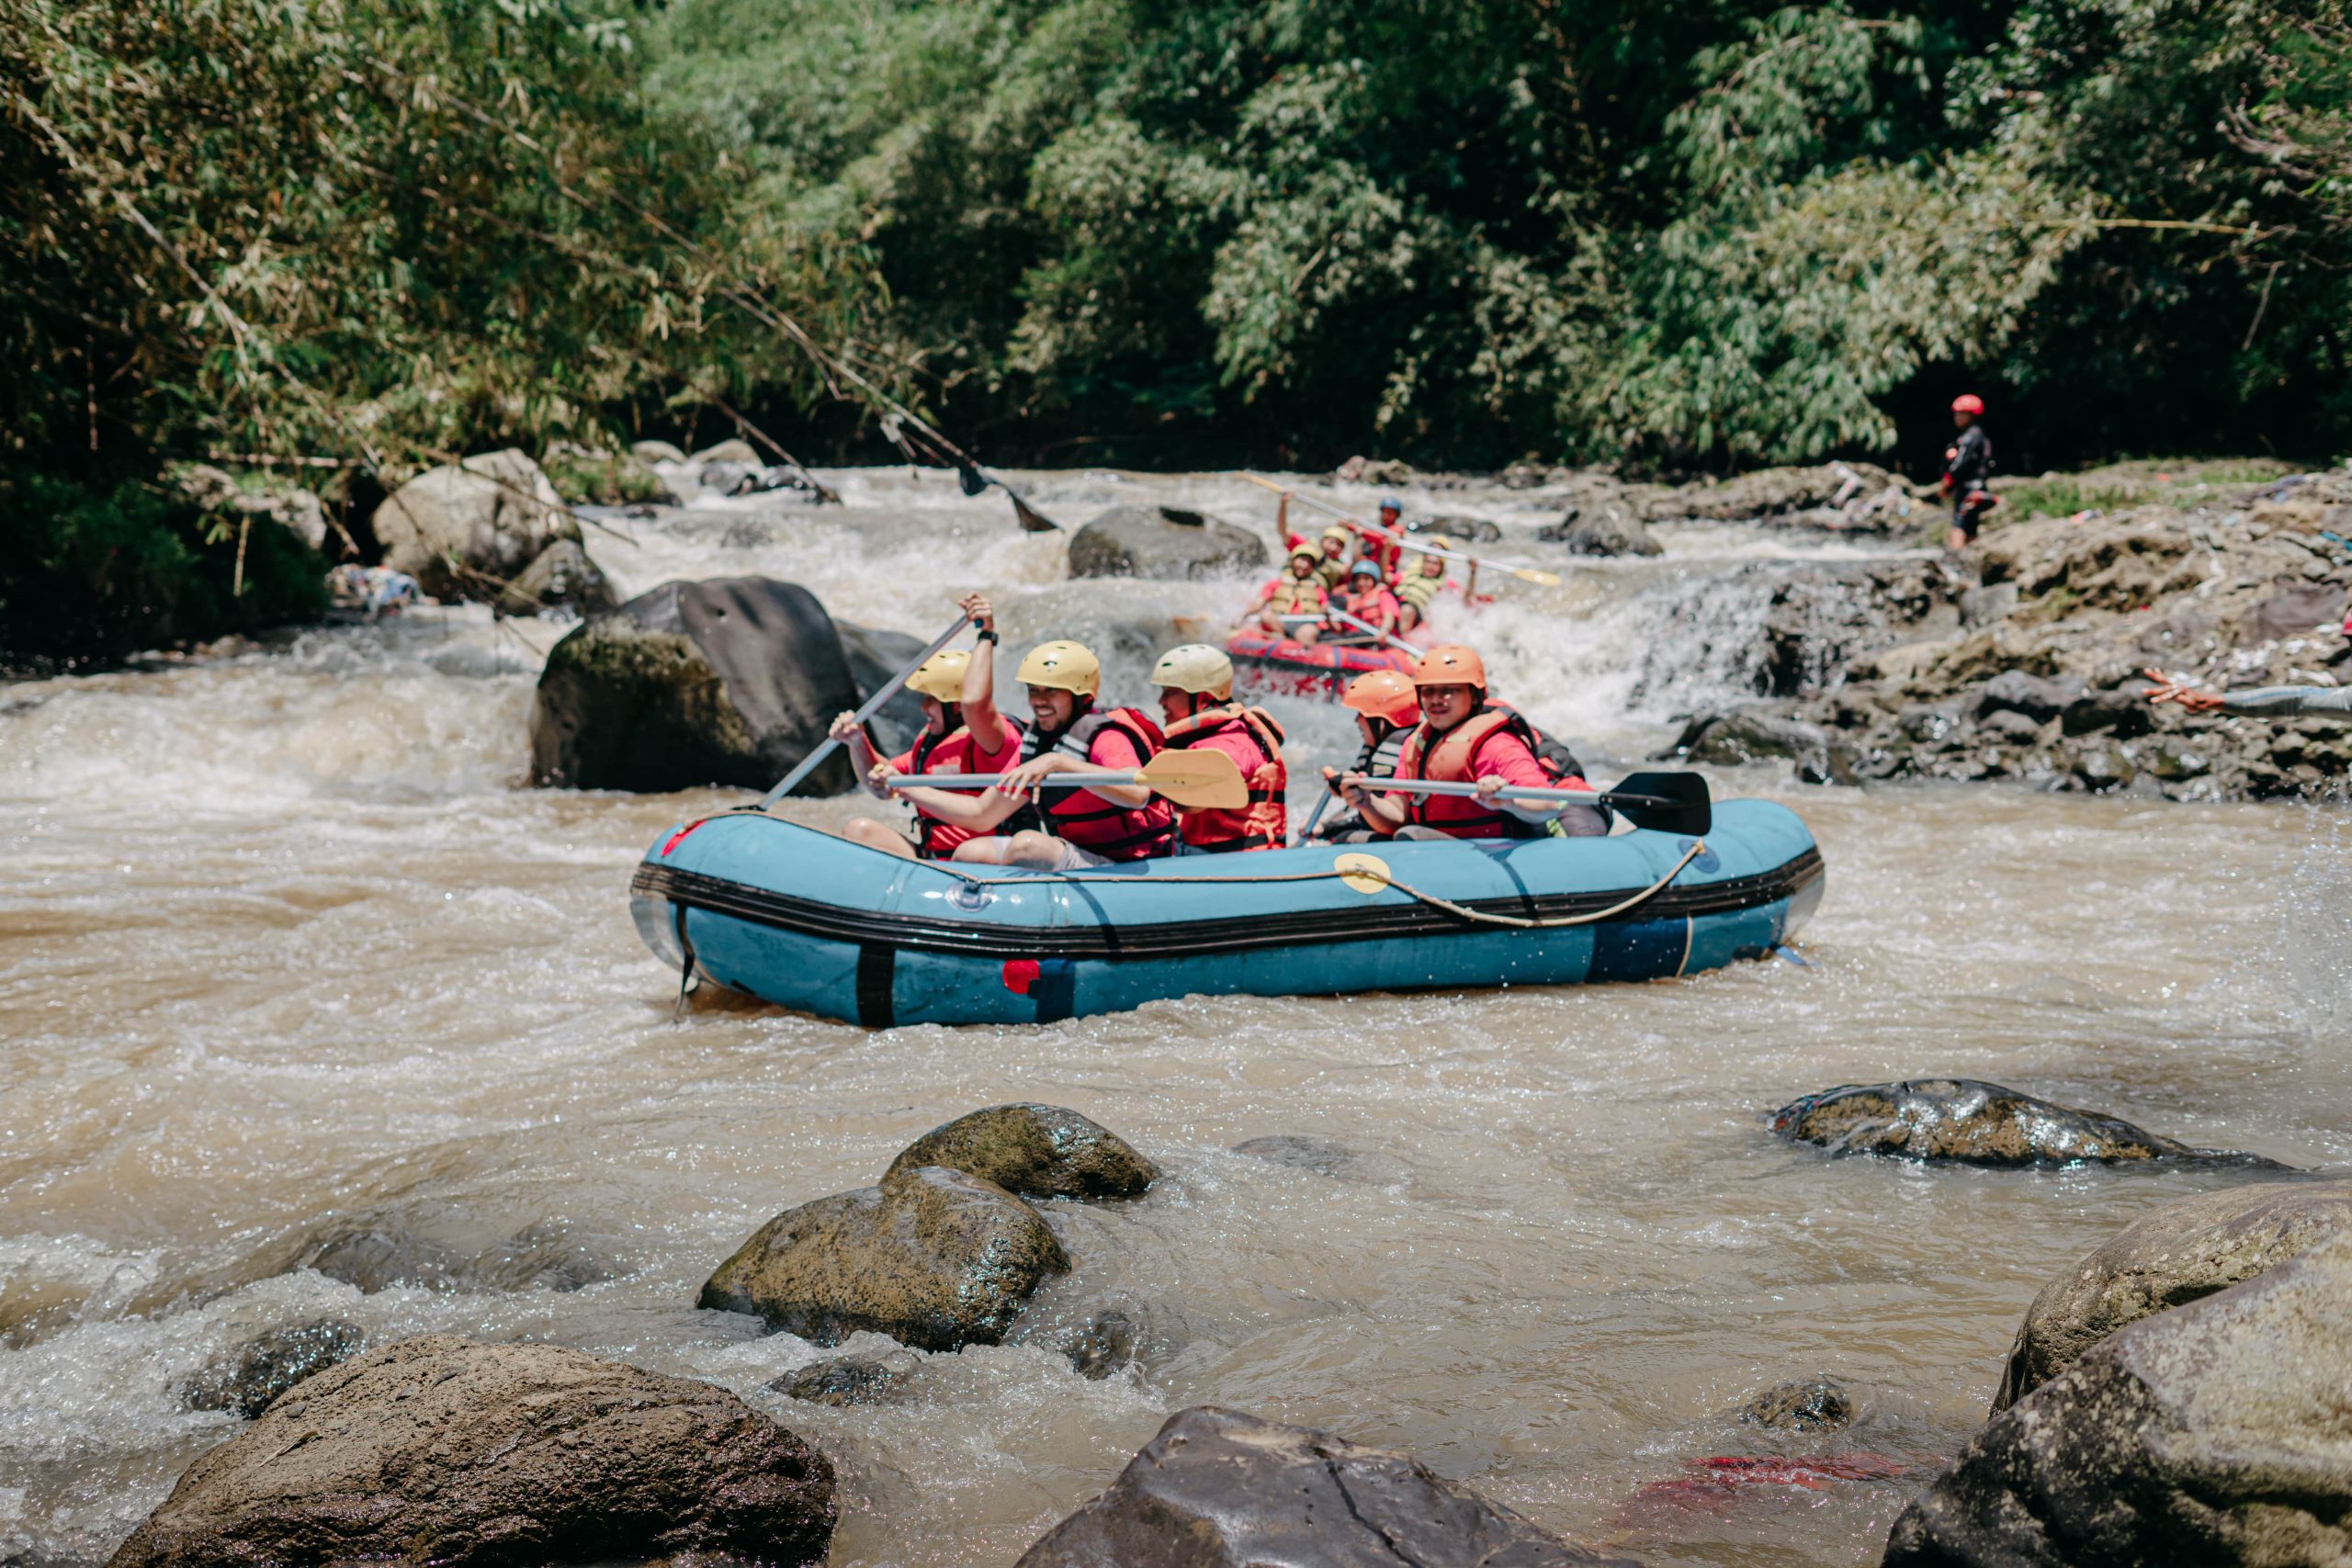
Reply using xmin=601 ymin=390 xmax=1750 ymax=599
xmin=4 ymin=469 xmax=2346 ymax=1566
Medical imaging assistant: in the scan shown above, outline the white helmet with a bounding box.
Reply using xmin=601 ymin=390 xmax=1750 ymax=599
xmin=1149 ymin=643 xmax=1235 ymax=700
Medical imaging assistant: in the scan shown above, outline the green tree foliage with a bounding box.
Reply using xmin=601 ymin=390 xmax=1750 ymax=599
xmin=647 ymin=0 xmax=2352 ymax=470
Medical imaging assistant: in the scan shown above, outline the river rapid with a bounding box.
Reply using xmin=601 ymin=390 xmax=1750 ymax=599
xmin=4 ymin=468 xmax=2346 ymax=1566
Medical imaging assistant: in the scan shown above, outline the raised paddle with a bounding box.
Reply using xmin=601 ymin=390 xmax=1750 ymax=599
xmin=1361 ymin=770 xmax=1712 ymax=837
xmin=1241 ymin=473 xmax=1562 ymax=587
xmin=760 ymin=614 xmax=975 ymax=807
xmin=884 ymin=747 xmax=1249 ymax=811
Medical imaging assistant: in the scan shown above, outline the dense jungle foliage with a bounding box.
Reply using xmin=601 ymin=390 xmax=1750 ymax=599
xmin=6 ymin=0 xmax=2351 ymax=654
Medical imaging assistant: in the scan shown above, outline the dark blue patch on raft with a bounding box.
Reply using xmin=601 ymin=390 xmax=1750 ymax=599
xmin=1029 ymin=958 xmax=1078 ymax=1023
xmin=1588 ymin=917 xmax=1689 ymax=983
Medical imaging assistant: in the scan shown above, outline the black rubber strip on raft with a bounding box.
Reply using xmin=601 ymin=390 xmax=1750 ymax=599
xmin=854 ymin=942 xmax=897 ymax=1027
xmin=633 ymin=847 xmax=1823 ymax=964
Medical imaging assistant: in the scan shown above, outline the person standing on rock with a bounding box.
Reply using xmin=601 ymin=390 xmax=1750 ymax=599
xmin=2142 ymin=667 xmax=2352 ymax=718
xmin=895 ymin=637 xmax=1175 ymax=870
xmin=827 ymin=594 xmax=1027 ymax=860
xmin=1942 ymin=394 xmax=1996 ymax=552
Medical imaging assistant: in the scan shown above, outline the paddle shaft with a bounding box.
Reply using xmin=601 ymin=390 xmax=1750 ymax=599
xmin=1277 ymin=611 xmax=1418 ymax=655
xmin=761 ymin=615 xmax=973 ymax=807
xmin=1362 ymin=777 xmax=1681 ymax=810
xmin=1242 ymin=473 xmax=1550 ymax=581
xmin=885 ymin=770 xmax=1144 ymax=791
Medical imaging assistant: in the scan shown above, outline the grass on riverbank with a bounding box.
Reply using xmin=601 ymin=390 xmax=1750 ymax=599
xmin=1993 ymin=458 xmax=2306 ymax=521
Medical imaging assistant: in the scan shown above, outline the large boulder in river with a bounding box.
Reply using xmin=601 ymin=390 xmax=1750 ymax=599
xmin=883 ymin=1104 xmax=1158 ymax=1200
xmin=108 ymin=1335 xmax=835 ymax=1568
xmin=1068 ymin=503 xmax=1267 ymax=581
xmin=1017 ymin=1404 xmax=1637 ymax=1567
xmin=698 ymin=1166 xmax=1069 ymax=1351
xmin=1542 ymin=509 xmax=1663 ymax=557
xmin=1992 ymin=1179 xmax=2352 ymax=1412
xmin=1770 ymin=1079 xmax=2277 ymax=1167
xmin=1882 ymin=1233 xmax=2352 ymax=1568
xmin=831 ymin=619 xmax=929 ymax=756
xmin=178 ymin=1319 xmax=365 ymax=1419
xmin=1673 ymin=708 xmax=1858 ymax=784
xmin=494 ymin=538 xmax=614 ymax=618
xmin=372 ymin=449 xmax=576 ymax=601
xmin=527 ymin=577 xmax=863 ymax=793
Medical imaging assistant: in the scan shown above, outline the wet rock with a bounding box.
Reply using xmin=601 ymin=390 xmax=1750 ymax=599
xmin=1017 ymin=1404 xmax=1637 ymax=1567
xmin=1649 ymin=462 xmax=1911 ymax=524
xmin=831 ymin=619 xmax=930 ymax=756
xmin=1992 ymin=1179 xmax=2352 ymax=1413
xmin=527 ymin=576 xmax=866 ymax=793
xmin=180 ymin=1320 xmax=365 ymax=1419
xmin=1979 ymin=709 xmax=2041 ymax=745
xmin=770 ymin=1348 xmax=922 ymax=1407
xmin=687 ymin=438 xmax=762 ymax=468
xmin=296 ymin=1227 xmax=464 ymax=1292
xmin=1736 ymin=1376 xmax=1853 ymax=1433
xmin=883 ymin=1104 xmax=1158 ymax=1201
xmin=1546 ymin=510 xmax=1663 ymax=557
xmin=699 ymin=1167 xmax=1069 ymax=1352
xmin=1974 ymin=670 xmax=2084 ymax=726
xmin=1065 ymin=1310 xmax=1137 ymax=1380
xmin=2057 ymin=687 xmax=2153 ymax=738
xmin=168 ymin=463 xmax=331 ymax=554
xmin=1419 ymin=513 xmax=1503 ymax=543
xmin=1068 ymin=503 xmax=1267 ymax=581
xmin=372 ymin=449 xmax=576 ymax=603
xmin=108 ymin=1335 xmax=834 ymax=1568
xmin=1674 ymin=709 xmax=1859 ymax=784
xmin=290 ymin=1219 xmax=611 ymax=1295
xmin=494 ymin=537 xmax=615 ymax=618
xmin=1883 ymin=1233 xmax=2352 ymax=1568
xmin=632 ymin=438 xmax=688 ymax=465
xmin=1770 ymin=1079 xmax=2278 ymax=1167
xmin=1233 ymin=1134 xmax=1359 ymax=1177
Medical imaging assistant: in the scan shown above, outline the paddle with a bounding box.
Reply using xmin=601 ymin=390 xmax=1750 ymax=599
xmin=885 ymin=747 xmax=1249 ymax=811
xmin=1241 ymin=473 xmax=1562 ymax=587
xmin=760 ymin=615 xmax=975 ymax=807
xmin=1278 ymin=609 xmax=1419 ymax=656
xmin=1362 ymin=770 xmax=1712 ymax=836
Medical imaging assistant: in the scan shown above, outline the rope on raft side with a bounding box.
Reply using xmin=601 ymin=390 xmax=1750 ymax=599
xmin=713 ymin=806 xmax=1708 ymax=930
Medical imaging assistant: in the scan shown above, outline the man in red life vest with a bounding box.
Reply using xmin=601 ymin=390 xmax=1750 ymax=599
xmin=1338 ymin=644 xmax=1609 ymax=840
xmin=828 ymin=649 xmax=1023 ymax=860
xmin=1327 ymin=557 xmax=1401 ymax=639
xmin=1243 ymin=546 xmax=1330 ymax=642
xmin=1362 ymin=495 xmax=1407 ymax=578
xmin=892 ymin=637 xmax=1175 ymax=870
xmin=1149 ymin=643 xmax=1286 ymax=852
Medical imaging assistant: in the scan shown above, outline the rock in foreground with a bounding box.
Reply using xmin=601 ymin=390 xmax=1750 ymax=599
xmin=1770 ymin=1079 xmax=2274 ymax=1167
xmin=1883 ymin=1234 xmax=2352 ymax=1568
xmin=1018 ymin=1404 xmax=1637 ymax=1567
xmin=110 ymin=1335 xmax=834 ymax=1568
xmin=1736 ymin=1375 xmax=1853 ymax=1433
xmin=699 ymin=1167 xmax=1069 ymax=1351
xmin=883 ymin=1104 xmax=1159 ymax=1200
xmin=373 ymin=449 xmax=576 ymax=602
xmin=179 ymin=1320 xmax=364 ymax=1419
xmin=527 ymin=576 xmax=865 ymax=792
xmin=1068 ymin=504 xmax=1266 ymax=581
xmin=1993 ymin=1178 xmax=2352 ymax=1411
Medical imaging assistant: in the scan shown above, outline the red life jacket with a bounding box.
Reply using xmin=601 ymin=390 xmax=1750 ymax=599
xmin=899 ymin=713 xmax=1027 ymax=859
xmin=1020 ymin=705 xmax=1177 ymax=859
xmin=1163 ymin=703 xmax=1287 ymax=852
xmin=1395 ymin=708 xmax=1558 ymax=840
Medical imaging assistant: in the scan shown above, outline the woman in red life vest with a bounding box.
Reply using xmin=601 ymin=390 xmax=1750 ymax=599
xmin=827 ymin=593 xmax=1023 ymax=859
xmin=893 ymin=637 xmax=1175 ymax=871
xmin=1338 ymin=645 xmax=1608 ymax=840
xmin=1326 ymin=557 xmax=1401 ymax=639
xmin=1242 ymin=546 xmax=1330 ymax=641
xmin=1149 ymin=643 xmax=1286 ymax=852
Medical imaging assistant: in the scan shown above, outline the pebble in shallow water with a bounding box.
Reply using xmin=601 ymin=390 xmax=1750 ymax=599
xmin=1769 ymin=1078 xmax=2282 ymax=1168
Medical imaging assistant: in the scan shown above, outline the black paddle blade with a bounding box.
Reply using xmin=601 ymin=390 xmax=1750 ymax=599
xmin=1601 ymin=770 xmax=1712 ymax=836
xmin=1009 ymin=487 xmax=1059 ymax=532
xmin=956 ymin=463 xmax=989 ymax=497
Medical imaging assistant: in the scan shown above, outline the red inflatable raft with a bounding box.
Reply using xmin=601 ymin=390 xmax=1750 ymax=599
xmin=1225 ymin=630 xmax=1419 ymax=697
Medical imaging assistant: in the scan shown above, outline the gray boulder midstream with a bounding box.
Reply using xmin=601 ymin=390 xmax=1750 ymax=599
xmin=770 ymin=1348 xmax=922 ymax=1407
xmin=1672 ymin=708 xmax=1859 ymax=784
xmin=1016 ymin=1404 xmax=1638 ymax=1567
xmin=372 ymin=449 xmax=576 ymax=602
xmin=1542 ymin=511 xmax=1663 ymax=557
xmin=179 ymin=1320 xmax=365 ymax=1419
xmin=1065 ymin=1310 xmax=1138 ymax=1381
xmin=108 ymin=1335 xmax=834 ymax=1568
xmin=1067 ymin=504 xmax=1267 ymax=581
xmin=882 ymin=1105 xmax=1158 ymax=1200
xmin=494 ymin=538 xmax=614 ymax=618
xmin=1882 ymin=1233 xmax=2352 ymax=1568
xmin=1770 ymin=1079 xmax=2280 ymax=1168
xmin=831 ymin=619 xmax=929 ymax=756
xmin=526 ymin=577 xmax=863 ymax=793
xmin=631 ymin=439 xmax=688 ymax=465
xmin=687 ymin=438 xmax=761 ymax=468
xmin=1992 ymin=1179 xmax=2352 ymax=1412
xmin=698 ymin=1166 xmax=1069 ymax=1352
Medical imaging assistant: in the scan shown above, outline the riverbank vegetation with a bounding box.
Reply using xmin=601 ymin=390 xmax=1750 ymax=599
xmin=6 ymin=0 xmax=2352 ymax=657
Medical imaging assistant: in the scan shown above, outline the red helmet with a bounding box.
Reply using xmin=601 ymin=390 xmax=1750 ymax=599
xmin=1411 ymin=644 xmax=1487 ymax=691
xmin=1341 ymin=670 xmax=1421 ymax=726
xmin=1951 ymin=393 xmax=1984 ymax=415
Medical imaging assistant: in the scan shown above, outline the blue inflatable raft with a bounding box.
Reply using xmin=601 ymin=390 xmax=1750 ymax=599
xmin=629 ymin=799 xmax=1824 ymax=1027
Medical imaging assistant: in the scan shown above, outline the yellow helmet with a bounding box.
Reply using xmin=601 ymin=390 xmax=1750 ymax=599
xmin=1149 ymin=643 xmax=1234 ymax=700
xmin=1319 ymin=525 xmax=1351 ymax=546
xmin=905 ymin=649 xmax=969 ymax=703
xmin=1015 ymin=639 xmax=1101 ymax=699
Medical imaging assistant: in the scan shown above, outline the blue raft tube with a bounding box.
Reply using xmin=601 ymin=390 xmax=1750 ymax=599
xmin=630 ymin=797 xmax=1825 ymax=1027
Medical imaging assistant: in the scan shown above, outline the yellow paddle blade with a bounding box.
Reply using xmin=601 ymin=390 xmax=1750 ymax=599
xmin=1136 ymin=747 xmax=1249 ymax=809
xmin=1511 ymin=565 xmax=1561 ymax=586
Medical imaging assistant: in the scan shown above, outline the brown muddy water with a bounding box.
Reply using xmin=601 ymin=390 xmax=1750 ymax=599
xmin=3 ymin=469 xmax=2346 ymax=1566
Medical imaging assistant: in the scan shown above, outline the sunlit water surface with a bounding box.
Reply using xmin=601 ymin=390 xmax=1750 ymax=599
xmin=3 ymin=468 xmax=2346 ymax=1565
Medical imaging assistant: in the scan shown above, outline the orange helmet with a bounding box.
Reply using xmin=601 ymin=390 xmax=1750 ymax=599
xmin=1412 ymin=644 xmax=1487 ymax=690
xmin=1341 ymin=669 xmax=1421 ymax=726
